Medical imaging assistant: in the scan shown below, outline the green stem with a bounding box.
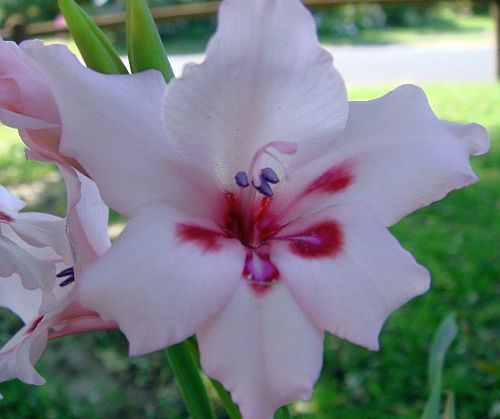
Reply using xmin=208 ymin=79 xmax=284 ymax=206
xmin=211 ymin=379 xmax=243 ymax=419
xmin=187 ymin=337 xmax=242 ymax=419
xmin=274 ymin=405 xmax=293 ymax=419
xmin=165 ymin=341 xmax=216 ymax=419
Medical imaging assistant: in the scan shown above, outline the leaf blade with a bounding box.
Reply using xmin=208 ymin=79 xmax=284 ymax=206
xmin=421 ymin=313 xmax=458 ymax=419
xmin=126 ymin=0 xmax=174 ymax=81
xmin=58 ymin=0 xmax=127 ymax=74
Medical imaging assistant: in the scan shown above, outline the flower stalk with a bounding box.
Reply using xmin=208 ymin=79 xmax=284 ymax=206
xmin=274 ymin=405 xmax=293 ymax=419
xmin=165 ymin=341 xmax=216 ymax=419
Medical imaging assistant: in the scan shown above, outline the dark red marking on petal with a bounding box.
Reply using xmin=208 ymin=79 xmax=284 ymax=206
xmin=243 ymin=248 xmax=280 ymax=295
xmin=222 ymin=192 xmax=246 ymax=244
xmin=0 ymin=212 xmax=13 ymax=222
xmin=286 ymin=221 xmax=343 ymax=259
xmin=26 ymin=315 xmax=44 ymax=334
xmin=220 ymin=193 xmax=284 ymax=247
xmin=304 ymin=163 xmax=353 ymax=195
xmin=176 ymin=223 xmax=223 ymax=252
xmin=254 ymin=197 xmax=282 ymax=243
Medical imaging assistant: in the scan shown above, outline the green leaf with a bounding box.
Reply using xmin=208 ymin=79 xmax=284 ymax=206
xmin=186 ymin=337 xmax=242 ymax=419
xmin=421 ymin=313 xmax=458 ymax=419
xmin=211 ymin=379 xmax=242 ymax=419
xmin=274 ymin=405 xmax=293 ymax=419
xmin=165 ymin=341 xmax=216 ymax=419
xmin=126 ymin=0 xmax=174 ymax=81
xmin=58 ymin=0 xmax=127 ymax=74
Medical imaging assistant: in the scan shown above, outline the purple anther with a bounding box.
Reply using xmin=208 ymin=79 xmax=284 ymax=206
xmin=57 ymin=266 xmax=75 ymax=287
xmin=60 ymin=275 xmax=75 ymax=287
xmin=261 ymin=167 xmax=279 ymax=184
xmin=253 ymin=178 xmax=273 ymax=197
xmin=56 ymin=267 xmax=74 ymax=278
xmin=235 ymin=171 xmax=250 ymax=188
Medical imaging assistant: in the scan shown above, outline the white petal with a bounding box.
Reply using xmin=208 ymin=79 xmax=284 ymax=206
xmin=198 ymin=283 xmax=324 ymax=419
xmin=280 ymin=85 xmax=490 ymax=226
xmin=164 ymin=0 xmax=347 ymax=186
xmin=0 ymin=275 xmax=42 ymax=323
xmin=78 ymin=204 xmax=245 ymax=356
xmin=0 ymin=108 xmax=56 ymax=129
xmin=0 ymin=319 xmax=48 ymax=385
xmin=273 ymin=202 xmax=430 ymax=350
xmin=10 ymin=212 xmax=70 ymax=261
xmin=0 ymin=184 xmax=25 ymax=215
xmin=0 ymin=38 xmax=59 ymax=126
xmin=23 ymin=42 xmax=216 ymax=218
xmin=59 ymin=165 xmax=110 ymax=274
xmin=0 ymin=235 xmax=55 ymax=290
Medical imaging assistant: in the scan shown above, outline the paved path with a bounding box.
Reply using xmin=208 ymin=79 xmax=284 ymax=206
xmin=167 ymin=41 xmax=496 ymax=85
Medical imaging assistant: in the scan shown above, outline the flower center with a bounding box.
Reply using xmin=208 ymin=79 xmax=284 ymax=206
xmin=233 ymin=141 xmax=297 ymax=246
xmin=242 ymin=245 xmax=280 ymax=294
xmin=176 ymin=145 xmax=354 ymax=295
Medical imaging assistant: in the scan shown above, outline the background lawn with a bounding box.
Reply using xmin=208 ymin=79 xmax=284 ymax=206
xmin=0 ymin=81 xmax=498 ymax=418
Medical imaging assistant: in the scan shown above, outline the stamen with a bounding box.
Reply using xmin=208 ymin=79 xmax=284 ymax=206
xmin=253 ymin=178 xmax=273 ymax=197
xmin=260 ymin=168 xmax=279 ymax=184
xmin=235 ymin=171 xmax=249 ymax=188
xmin=234 ymin=140 xmax=298 ymax=240
xmin=57 ymin=266 xmax=75 ymax=287
xmin=56 ymin=267 xmax=74 ymax=278
xmin=249 ymin=141 xmax=297 ymax=186
xmin=60 ymin=276 xmax=75 ymax=287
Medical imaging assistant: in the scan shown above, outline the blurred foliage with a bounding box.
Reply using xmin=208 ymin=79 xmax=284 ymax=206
xmin=0 ymin=0 xmax=60 ymax=26
xmin=316 ymin=1 xmax=483 ymax=38
xmin=0 ymin=0 xmax=490 ymax=42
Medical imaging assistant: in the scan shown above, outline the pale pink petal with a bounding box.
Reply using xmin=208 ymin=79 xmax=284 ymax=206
xmin=273 ymin=202 xmax=430 ymax=350
xmin=0 ymin=108 xmax=56 ymax=130
xmin=1 ymin=222 xmax=63 ymax=264
xmin=78 ymin=204 xmax=245 ymax=356
xmin=10 ymin=213 xmax=70 ymax=262
xmin=198 ymin=283 xmax=324 ymax=418
xmin=0 ymin=38 xmax=75 ymax=165
xmin=0 ymin=184 xmax=25 ymax=215
xmin=0 ymin=235 xmax=55 ymax=290
xmin=0 ymin=275 xmax=41 ymax=323
xmin=48 ymin=313 xmax=117 ymax=339
xmin=163 ymin=0 xmax=347 ymax=184
xmin=59 ymin=165 xmax=110 ymax=274
xmin=0 ymin=38 xmax=59 ymax=125
xmin=277 ymin=85 xmax=490 ymax=226
xmin=23 ymin=42 xmax=216 ymax=218
xmin=0 ymin=319 xmax=48 ymax=385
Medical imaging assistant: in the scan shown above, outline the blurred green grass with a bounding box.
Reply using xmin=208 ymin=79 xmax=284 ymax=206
xmin=319 ymin=14 xmax=493 ymax=46
xmin=0 ymin=82 xmax=498 ymax=418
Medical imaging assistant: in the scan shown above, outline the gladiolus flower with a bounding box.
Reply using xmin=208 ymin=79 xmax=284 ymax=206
xmin=20 ymin=0 xmax=488 ymax=416
xmin=0 ymin=37 xmax=85 ymax=172
xmin=0 ymin=183 xmax=68 ymax=292
xmin=0 ymin=169 xmax=115 ymax=385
